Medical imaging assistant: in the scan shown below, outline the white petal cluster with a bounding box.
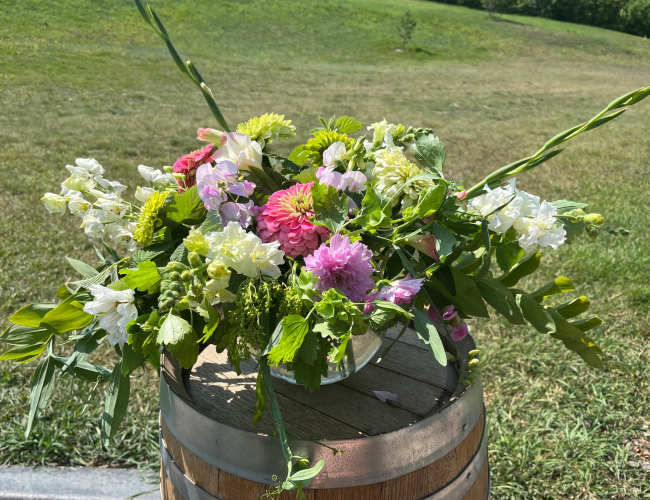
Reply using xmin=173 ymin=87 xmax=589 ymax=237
xmin=467 ymin=178 xmax=566 ymax=252
xmin=367 ymin=119 xmax=398 ymax=148
xmin=211 ymin=132 xmax=263 ymax=171
xmin=83 ymin=285 xmax=138 ymax=346
xmin=205 ymin=222 xmax=285 ymax=279
xmin=373 ymin=148 xmax=435 ymax=209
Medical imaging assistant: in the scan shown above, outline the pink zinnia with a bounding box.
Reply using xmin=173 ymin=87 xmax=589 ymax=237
xmin=173 ymin=143 xmax=214 ymax=192
xmin=255 ymin=183 xmax=329 ymax=258
xmin=364 ymin=274 xmax=424 ymax=313
xmin=304 ymin=234 xmax=376 ymax=303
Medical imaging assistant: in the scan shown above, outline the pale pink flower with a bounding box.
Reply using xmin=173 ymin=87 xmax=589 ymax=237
xmin=405 ymin=234 xmax=439 ymax=260
xmin=304 ymin=234 xmax=376 ymax=302
xmin=428 ymin=304 xmax=468 ymax=341
xmin=364 ymin=274 xmax=424 ymax=313
xmin=255 ymin=183 xmax=330 ymax=258
xmin=197 ymin=128 xmax=222 ymax=143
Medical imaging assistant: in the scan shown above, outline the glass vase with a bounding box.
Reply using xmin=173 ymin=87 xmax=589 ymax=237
xmin=269 ymin=329 xmax=385 ymax=386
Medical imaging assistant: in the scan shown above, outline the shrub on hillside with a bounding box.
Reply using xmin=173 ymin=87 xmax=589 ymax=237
xmin=622 ymin=0 xmax=650 ymax=37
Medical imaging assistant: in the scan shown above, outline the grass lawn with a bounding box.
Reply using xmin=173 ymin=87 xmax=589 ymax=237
xmin=1 ymin=0 xmax=649 ymax=497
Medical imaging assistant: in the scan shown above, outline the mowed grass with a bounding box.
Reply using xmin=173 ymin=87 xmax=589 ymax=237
xmin=1 ymin=0 xmax=649 ymax=497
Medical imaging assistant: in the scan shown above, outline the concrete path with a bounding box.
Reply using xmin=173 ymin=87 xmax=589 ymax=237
xmin=0 ymin=466 xmax=160 ymax=500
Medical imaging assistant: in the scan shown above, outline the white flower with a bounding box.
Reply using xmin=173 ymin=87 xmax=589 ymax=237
xmin=467 ymin=179 xmax=523 ymax=234
xmin=514 ymin=201 xmax=566 ymax=252
xmin=107 ymin=221 xmax=137 ymax=251
xmin=95 ymin=198 xmax=128 ymax=223
xmin=138 ymin=165 xmax=172 ymax=187
xmin=205 ymin=222 xmax=284 ymax=278
xmin=63 ymin=167 xmax=95 ymax=192
xmin=373 ymin=148 xmax=434 ymax=209
xmin=67 ymin=195 xmax=93 ymax=217
xmin=95 ymin=176 xmax=127 ymax=195
xmin=83 ymin=285 xmax=137 ymax=346
xmin=368 ymin=119 xmax=398 ymax=148
xmin=75 ymin=158 xmax=104 ymax=177
xmin=41 ymin=193 xmax=67 ymax=215
xmin=211 ymin=132 xmax=263 ymax=171
xmin=81 ymin=210 xmax=105 ymax=238
xmin=323 ymin=141 xmax=347 ymax=167
xmin=135 ymin=186 xmax=156 ymax=203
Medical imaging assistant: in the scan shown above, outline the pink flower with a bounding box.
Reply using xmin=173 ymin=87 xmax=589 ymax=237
xmin=428 ymin=304 xmax=468 ymax=341
xmin=304 ymin=234 xmax=376 ymax=303
xmin=364 ymin=274 xmax=424 ymax=313
xmin=456 ymin=190 xmax=468 ymax=201
xmin=173 ymin=143 xmax=215 ymax=192
xmin=405 ymin=234 xmax=439 ymax=260
xmin=197 ymin=128 xmax=222 ymax=143
xmin=255 ymin=183 xmax=330 ymax=258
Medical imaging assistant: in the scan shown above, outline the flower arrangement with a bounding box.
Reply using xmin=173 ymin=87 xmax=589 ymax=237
xmin=2 ymin=1 xmax=649 ymax=496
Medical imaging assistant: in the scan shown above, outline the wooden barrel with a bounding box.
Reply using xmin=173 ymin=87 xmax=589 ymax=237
xmin=159 ymin=327 xmax=489 ymax=500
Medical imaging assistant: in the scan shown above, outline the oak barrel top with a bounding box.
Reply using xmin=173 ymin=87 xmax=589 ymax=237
xmin=162 ymin=326 xmax=475 ymax=441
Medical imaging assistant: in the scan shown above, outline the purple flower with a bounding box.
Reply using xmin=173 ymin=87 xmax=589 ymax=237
xmin=220 ymin=200 xmax=255 ymax=228
xmin=364 ymin=274 xmax=423 ymax=312
xmin=196 ymin=161 xmax=256 ymax=211
xmin=304 ymin=234 xmax=376 ymax=302
xmin=428 ymin=304 xmax=468 ymax=341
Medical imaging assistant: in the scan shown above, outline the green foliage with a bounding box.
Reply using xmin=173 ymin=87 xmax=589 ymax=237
xmin=101 ymin=360 xmax=131 ymax=446
xmin=413 ymin=309 xmax=447 ymax=366
xmin=410 ymin=133 xmax=446 ymax=177
xmin=310 ymin=183 xmax=348 ymax=234
xmin=26 ymin=354 xmax=57 ymax=438
xmin=120 ymin=260 xmax=162 ymax=293
xmin=268 ymin=315 xmax=310 ymax=365
xmin=335 ymin=116 xmax=364 ymax=133
xmin=165 ymin=186 xmax=204 ymax=223
xmin=157 ymin=313 xmax=199 ymax=369
xmin=39 ymin=294 xmax=94 ymax=333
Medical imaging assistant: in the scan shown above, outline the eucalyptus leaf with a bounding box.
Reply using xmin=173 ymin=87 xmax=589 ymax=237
xmin=66 ymin=257 xmax=99 ymax=279
xmin=517 ymin=293 xmax=556 ymax=334
xmin=26 ymin=355 xmax=57 ymax=437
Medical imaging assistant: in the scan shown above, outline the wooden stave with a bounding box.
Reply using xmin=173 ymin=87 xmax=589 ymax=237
xmin=160 ymin=406 xmax=488 ymax=500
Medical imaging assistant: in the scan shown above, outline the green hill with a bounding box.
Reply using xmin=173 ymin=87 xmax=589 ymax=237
xmin=1 ymin=1 xmax=649 ymax=498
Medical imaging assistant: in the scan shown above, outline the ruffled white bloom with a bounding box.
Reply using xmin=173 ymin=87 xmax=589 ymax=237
xmin=138 ymin=165 xmax=172 ymax=187
xmin=368 ymin=119 xmax=398 ymax=148
xmin=95 ymin=176 xmax=127 ymax=195
xmin=373 ymin=148 xmax=434 ymax=209
xmin=514 ymin=201 xmax=566 ymax=252
xmin=467 ymin=179 xmax=523 ymax=234
xmin=135 ymin=186 xmax=155 ymax=203
xmin=106 ymin=221 xmax=138 ymax=251
xmin=75 ymin=158 xmax=104 ymax=177
xmin=81 ymin=210 xmax=105 ymax=238
xmin=205 ymin=222 xmax=284 ymax=278
xmin=95 ymin=198 xmax=128 ymax=223
xmin=212 ymin=132 xmax=263 ymax=171
xmin=83 ymin=285 xmax=137 ymax=346
xmin=41 ymin=193 xmax=68 ymax=215
xmin=63 ymin=166 xmax=95 ymax=192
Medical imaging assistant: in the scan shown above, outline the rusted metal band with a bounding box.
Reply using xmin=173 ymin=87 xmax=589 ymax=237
xmin=160 ymin=370 xmax=484 ymax=488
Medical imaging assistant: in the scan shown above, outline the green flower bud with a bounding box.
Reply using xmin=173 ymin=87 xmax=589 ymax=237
xmin=191 ymin=284 xmax=204 ymax=296
xmin=181 ymin=271 xmax=192 ymax=282
xmin=468 ymin=358 xmax=480 ymax=368
xmin=167 ymin=261 xmax=188 ymax=273
xmin=169 ymin=271 xmax=181 ymax=282
xmin=160 ymin=279 xmax=172 ymax=291
xmin=177 ymin=298 xmax=190 ymax=311
xmin=468 ymin=349 xmax=481 ymax=359
xmin=169 ymin=281 xmax=180 ymax=292
xmin=584 ymin=213 xmax=605 ymax=225
xmin=171 ymin=291 xmax=180 ymax=299
xmin=188 ymin=251 xmax=202 ymax=269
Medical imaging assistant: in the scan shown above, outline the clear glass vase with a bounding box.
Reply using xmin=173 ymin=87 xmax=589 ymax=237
xmin=270 ymin=329 xmax=385 ymax=386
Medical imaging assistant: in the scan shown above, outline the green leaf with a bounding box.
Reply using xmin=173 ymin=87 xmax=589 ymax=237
xmin=52 ymin=356 xmax=112 ymax=382
xmin=476 ymin=278 xmax=525 ymax=325
xmin=297 ymin=330 xmax=319 ymax=365
xmin=200 ymin=208 xmax=224 ymax=234
xmin=310 ymin=183 xmax=348 ymax=234
xmin=1 ymin=325 xmax=53 ymax=346
xmin=557 ymin=217 xmax=586 ymax=244
xmin=166 ymin=186 xmax=203 ymax=223
xmin=496 ymin=241 xmax=525 ymax=273
xmin=107 ymin=279 xmax=130 ymax=291
xmin=373 ymin=301 xmax=411 ymax=322
xmin=532 ymin=277 xmax=575 ymax=302
xmin=268 ymin=315 xmax=310 ymax=365
xmin=9 ymin=304 xmax=57 ymax=327
xmin=384 ymin=251 xmax=404 ymax=281
xmin=288 ymin=145 xmax=311 ymax=166
xmin=431 ymin=267 xmax=489 ymax=318
xmin=545 ymin=308 xmax=604 ymax=369
xmin=433 ymin=223 xmax=457 ymax=259
xmin=413 ymin=184 xmax=446 ymax=219
xmin=40 ymin=295 xmax=94 ymax=333
xmin=292 ymin=166 xmax=319 ymax=184
xmin=410 ymin=133 xmax=446 ymax=176
xmin=198 ymin=297 xmax=220 ymax=343
xmin=571 ymin=316 xmax=603 ymax=332
xmin=169 ymin=242 xmax=189 ymax=265
xmin=102 ymin=361 xmax=131 ymax=446
xmin=0 ymin=343 xmax=47 ymax=361
xmin=517 ymin=293 xmax=556 ymax=334
xmin=120 ymin=260 xmax=161 ymax=293
xmin=433 ymin=266 xmax=456 ymax=295
xmin=25 ymin=355 xmax=57 ymax=437
xmin=546 ymin=308 xmax=586 ymax=341
xmin=70 ymin=265 xmax=114 ymax=289
xmin=122 ymin=343 xmax=147 ymax=375
xmin=290 ymin=460 xmax=326 ymax=482
xmin=66 ymin=257 xmax=99 ymax=279
xmin=157 ymin=313 xmax=199 ymax=369
xmin=130 ymin=248 xmax=167 ymax=267
xmin=56 ymin=284 xmax=74 ymax=301
xmin=252 ymin=370 xmax=266 ymax=425
xmin=499 ymin=253 xmax=542 ymax=287
xmin=552 ymin=200 xmax=589 ymax=214
xmin=329 ymin=332 xmax=350 ymax=364
xmin=557 ymin=296 xmax=591 ymax=319
xmin=335 ymin=116 xmax=363 ymax=134
xmin=413 ymin=309 xmax=447 ymax=367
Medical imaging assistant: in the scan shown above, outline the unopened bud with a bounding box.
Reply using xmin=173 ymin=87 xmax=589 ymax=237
xmin=468 ymin=358 xmax=480 ymax=368
xmin=468 ymin=349 xmax=480 ymax=359
xmin=177 ymin=298 xmax=190 ymax=311
xmin=188 ymin=252 xmax=202 ymax=269
xmin=181 ymin=270 xmax=192 ymax=282
xmin=584 ymin=213 xmax=604 ymax=225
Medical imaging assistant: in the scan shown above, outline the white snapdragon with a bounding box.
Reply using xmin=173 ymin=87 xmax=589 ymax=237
xmin=368 ymin=119 xmax=398 ymax=148
xmin=95 ymin=177 xmax=127 ymax=195
xmin=467 ymin=179 xmax=523 ymax=234
xmin=83 ymin=285 xmax=138 ymax=346
xmin=41 ymin=193 xmax=68 ymax=215
xmin=205 ymin=222 xmax=285 ymax=278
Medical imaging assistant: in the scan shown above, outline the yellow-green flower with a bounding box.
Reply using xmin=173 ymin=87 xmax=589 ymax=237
xmin=134 ymin=190 xmax=168 ymax=246
xmin=237 ymin=113 xmax=296 ymax=148
xmin=304 ymin=130 xmax=354 ymax=166
xmin=373 ymin=149 xmax=435 ymax=210
xmin=184 ymin=229 xmax=209 ymax=255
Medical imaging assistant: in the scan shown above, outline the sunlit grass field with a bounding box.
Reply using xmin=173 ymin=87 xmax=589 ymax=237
xmin=1 ymin=0 xmax=649 ymax=498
